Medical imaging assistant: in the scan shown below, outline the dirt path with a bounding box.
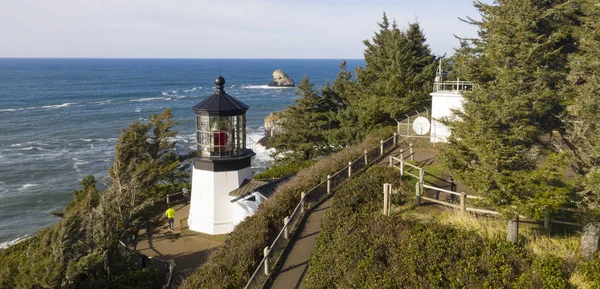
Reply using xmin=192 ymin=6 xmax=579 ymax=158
xmin=136 ymin=203 xmax=224 ymax=284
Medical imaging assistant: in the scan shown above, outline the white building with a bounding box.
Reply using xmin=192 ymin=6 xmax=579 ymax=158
xmin=430 ymin=80 xmax=473 ymax=143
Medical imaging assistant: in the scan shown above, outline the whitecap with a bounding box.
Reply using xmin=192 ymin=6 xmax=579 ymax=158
xmin=135 ymin=108 xmax=141 ymax=112
xmin=161 ymin=92 xmax=168 ymax=96
xmin=18 ymin=184 xmax=39 ymax=191
xmin=129 ymin=97 xmax=171 ymax=102
xmin=0 ymin=235 xmax=29 ymax=252
xmin=81 ymin=139 xmax=93 ymax=142
xmin=241 ymin=85 xmax=294 ymax=90
xmin=171 ymin=90 xmax=177 ymax=93
xmin=40 ymin=103 xmax=75 ymax=109
xmin=92 ymin=100 xmax=112 ymax=105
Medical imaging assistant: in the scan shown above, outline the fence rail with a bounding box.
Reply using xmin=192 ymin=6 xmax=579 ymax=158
xmin=244 ymin=133 xmax=401 ymax=289
xmin=390 ymin=156 xmax=581 ymax=228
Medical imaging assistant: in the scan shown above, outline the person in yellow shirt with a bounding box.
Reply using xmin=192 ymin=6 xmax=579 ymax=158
xmin=165 ymin=207 xmax=176 ymax=231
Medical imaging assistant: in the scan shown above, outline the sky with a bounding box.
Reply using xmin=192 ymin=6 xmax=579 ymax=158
xmin=0 ymin=0 xmax=489 ymax=59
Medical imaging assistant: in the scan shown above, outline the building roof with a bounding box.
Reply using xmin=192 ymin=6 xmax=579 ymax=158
xmin=192 ymin=76 xmax=249 ymax=116
xmin=229 ymin=175 xmax=294 ymax=202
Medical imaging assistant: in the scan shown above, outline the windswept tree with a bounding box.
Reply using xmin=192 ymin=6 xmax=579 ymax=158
xmin=104 ymin=108 xmax=181 ymax=250
xmin=439 ymin=0 xmax=578 ymax=244
xmin=562 ymin=0 xmax=600 ymax=258
xmin=269 ymin=77 xmax=334 ymax=163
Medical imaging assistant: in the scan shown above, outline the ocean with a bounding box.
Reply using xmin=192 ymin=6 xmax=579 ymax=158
xmin=0 ymin=58 xmax=366 ymax=247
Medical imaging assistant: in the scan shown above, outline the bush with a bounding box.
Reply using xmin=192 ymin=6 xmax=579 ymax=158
xmin=305 ymin=166 xmax=573 ymax=289
xmin=253 ymin=160 xmax=316 ymax=181
xmin=178 ymin=127 xmax=396 ymax=289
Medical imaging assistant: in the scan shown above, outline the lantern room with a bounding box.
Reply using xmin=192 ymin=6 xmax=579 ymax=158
xmin=192 ymin=76 xmax=248 ymax=158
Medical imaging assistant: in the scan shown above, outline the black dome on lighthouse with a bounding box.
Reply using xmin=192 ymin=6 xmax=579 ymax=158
xmin=192 ymin=76 xmax=249 ymax=116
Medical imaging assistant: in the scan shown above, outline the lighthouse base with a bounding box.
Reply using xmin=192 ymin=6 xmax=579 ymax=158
xmin=188 ymin=157 xmax=253 ymax=235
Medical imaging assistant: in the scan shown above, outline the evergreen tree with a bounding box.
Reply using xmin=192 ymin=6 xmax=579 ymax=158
xmin=269 ymin=77 xmax=333 ymax=163
xmin=322 ymin=60 xmax=361 ymax=148
xmin=438 ymin=0 xmax=578 ymax=243
xmin=562 ymin=0 xmax=600 ymax=258
xmin=352 ymin=14 xmax=437 ymax=134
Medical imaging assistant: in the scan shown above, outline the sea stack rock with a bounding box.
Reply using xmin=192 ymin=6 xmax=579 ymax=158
xmin=268 ymin=69 xmax=295 ymax=87
xmin=258 ymin=110 xmax=285 ymax=147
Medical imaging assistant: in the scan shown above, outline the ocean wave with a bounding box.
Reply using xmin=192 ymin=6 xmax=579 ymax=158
xmin=91 ymin=100 xmax=112 ymax=105
xmin=11 ymin=141 xmax=42 ymax=147
xmin=0 ymin=103 xmax=75 ymax=112
xmin=0 ymin=235 xmax=29 ymax=252
xmin=40 ymin=103 xmax=75 ymax=109
xmin=183 ymin=87 xmax=198 ymax=93
xmin=241 ymin=85 xmax=294 ymax=90
xmin=18 ymin=184 xmax=38 ymax=191
xmin=129 ymin=97 xmax=171 ymax=102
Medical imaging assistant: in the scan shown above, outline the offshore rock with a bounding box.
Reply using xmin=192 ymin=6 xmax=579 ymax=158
xmin=268 ymin=69 xmax=295 ymax=87
xmin=258 ymin=110 xmax=286 ymax=147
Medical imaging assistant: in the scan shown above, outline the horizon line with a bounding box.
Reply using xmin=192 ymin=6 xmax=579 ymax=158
xmin=0 ymin=57 xmax=366 ymax=60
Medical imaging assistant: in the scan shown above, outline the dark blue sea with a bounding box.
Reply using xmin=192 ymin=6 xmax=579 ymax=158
xmin=0 ymin=58 xmax=365 ymax=247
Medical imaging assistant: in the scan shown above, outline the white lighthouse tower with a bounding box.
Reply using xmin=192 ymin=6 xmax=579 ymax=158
xmin=188 ymin=76 xmax=255 ymax=235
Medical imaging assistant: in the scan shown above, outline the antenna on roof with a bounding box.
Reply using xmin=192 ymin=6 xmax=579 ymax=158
xmin=218 ymin=60 xmax=221 ymax=77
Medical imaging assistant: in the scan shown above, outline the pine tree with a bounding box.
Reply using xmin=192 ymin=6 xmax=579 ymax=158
xmin=351 ymin=15 xmax=437 ymax=136
xmin=562 ymin=0 xmax=600 ymax=258
xmin=438 ymin=0 xmax=578 ymax=243
xmin=269 ymin=77 xmax=333 ymax=163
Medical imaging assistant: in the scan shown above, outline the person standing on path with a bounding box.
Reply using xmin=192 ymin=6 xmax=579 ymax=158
xmin=166 ymin=207 xmax=176 ymax=231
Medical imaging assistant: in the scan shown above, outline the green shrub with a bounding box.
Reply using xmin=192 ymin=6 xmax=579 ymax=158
xmin=305 ymin=166 xmax=573 ymax=289
xmin=253 ymin=160 xmax=316 ymax=180
xmin=178 ymin=127 xmax=396 ymax=289
xmin=577 ymin=254 xmax=600 ymax=288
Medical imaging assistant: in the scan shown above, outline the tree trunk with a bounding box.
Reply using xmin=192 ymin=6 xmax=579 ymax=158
xmin=581 ymin=223 xmax=600 ymax=259
xmin=506 ymin=216 xmax=519 ymax=245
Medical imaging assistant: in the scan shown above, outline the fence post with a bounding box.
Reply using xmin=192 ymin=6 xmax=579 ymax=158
xmin=380 ymin=140 xmax=384 ymax=155
xmin=327 ymin=175 xmax=331 ymax=194
xmin=415 ymin=182 xmax=421 ymax=206
xmin=301 ymin=192 xmax=306 ymax=214
xmin=348 ymin=162 xmax=352 ymax=178
xmin=397 ymin=121 xmax=401 ymax=136
xmin=387 ymin=184 xmax=392 ymax=216
xmin=263 ymin=247 xmax=270 ymax=276
xmin=393 ymin=132 xmax=398 ymax=145
xmin=419 ymin=168 xmax=424 ymax=185
xmin=400 ymin=160 xmax=404 ymax=176
xmin=389 ymin=156 xmax=393 ymax=167
xmin=409 ymin=143 xmax=414 ymax=161
xmin=400 ymin=151 xmax=404 ymax=160
xmin=166 ymin=194 xmax=170 ymax=204
xmin=544 ymin=213 xmax=551 ymax=229
xmin=364 ymin=150 xmax=368 ymax=165
xmin=284 ymin=216 xmax=290 ymax=240
xmin=383 ymin=183 xmax=389 ymax=216
xmin=460 ymin=192 xmax=466 ymax=212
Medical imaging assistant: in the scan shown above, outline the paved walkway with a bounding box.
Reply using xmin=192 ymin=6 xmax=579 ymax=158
xmin=269 ymin=145 xmax=414 ymax=289
xmin=136 ymin=203 xmax=224 ymax=284
xmin=269 ymin=197 xmax=332 ymax=289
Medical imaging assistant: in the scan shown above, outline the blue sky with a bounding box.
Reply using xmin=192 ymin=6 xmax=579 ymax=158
xmin=0 ymin=0 xmax=489 ymax=58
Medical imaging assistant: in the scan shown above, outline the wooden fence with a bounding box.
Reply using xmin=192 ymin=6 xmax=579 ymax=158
xmin=389 ymin=156 xmax=580 ymax=228
xmin=244 ymin=133 xmax=402 ymax=289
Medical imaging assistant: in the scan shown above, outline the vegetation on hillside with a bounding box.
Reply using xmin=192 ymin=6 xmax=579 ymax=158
xmin=0 ymin=109 xmax=188 ymax=289
xmin=437 ymin=0 xmax=600 ymax=255
xmin=269 ymin=14 xmax=437 ymax=164
xmin=178 ymin=127 xmax=393 ymax=289
xmin=306 ymin=167 xmax=578 ymax=288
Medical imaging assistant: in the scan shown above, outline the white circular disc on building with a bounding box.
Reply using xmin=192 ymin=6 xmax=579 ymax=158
xmin=412 ymin=117 xmax=431 ymax=135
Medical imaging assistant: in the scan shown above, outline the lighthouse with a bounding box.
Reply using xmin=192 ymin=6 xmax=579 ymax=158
xmin=188 ymin=76 xmax=255 ymax=235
